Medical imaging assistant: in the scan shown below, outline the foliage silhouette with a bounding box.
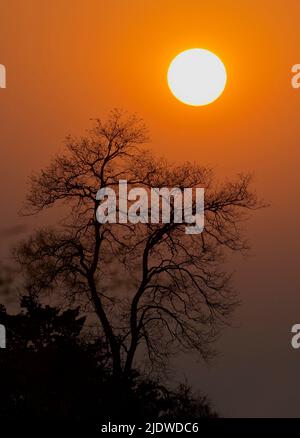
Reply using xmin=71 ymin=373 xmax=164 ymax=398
xmin=0 ymin=297 xmax=217 ymax=420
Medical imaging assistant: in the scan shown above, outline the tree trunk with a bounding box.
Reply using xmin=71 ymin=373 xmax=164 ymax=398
xmin=88 ymin=275 xmax=122 ymax=378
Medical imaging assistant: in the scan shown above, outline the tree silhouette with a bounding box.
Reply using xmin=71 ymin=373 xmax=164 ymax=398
xmin=15 ymin=110 xmax=261 ymax=379
xmin=0 ymin=296 xmax=106 ymax=418
xmin=0 ymin=296 xmax=217 ymax=420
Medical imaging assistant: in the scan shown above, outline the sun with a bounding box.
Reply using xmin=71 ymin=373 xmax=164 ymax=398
xmin=167 ymin=48 xmax=227 ymax=106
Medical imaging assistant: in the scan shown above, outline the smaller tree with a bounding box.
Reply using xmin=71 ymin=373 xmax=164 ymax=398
xmin=0 ymin=295 xmax=85 ymax=350
xmin=0 ymin=296 xmax=108 ymax=419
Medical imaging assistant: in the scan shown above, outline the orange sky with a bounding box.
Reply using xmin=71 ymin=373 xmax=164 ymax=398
xmin=1 ymin=0 xmax=300 ymax=417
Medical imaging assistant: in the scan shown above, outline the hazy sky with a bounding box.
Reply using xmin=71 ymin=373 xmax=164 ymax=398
xmin=1 ymin=0 xmax=300 ymax=417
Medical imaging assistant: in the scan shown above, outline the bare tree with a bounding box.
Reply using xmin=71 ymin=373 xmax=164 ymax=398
xmin=15 ymin=110 xmax=261 ymax=379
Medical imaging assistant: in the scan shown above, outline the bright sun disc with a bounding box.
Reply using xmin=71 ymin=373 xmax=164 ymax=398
xmin=167 ymin=48 xmax=227 ymax=106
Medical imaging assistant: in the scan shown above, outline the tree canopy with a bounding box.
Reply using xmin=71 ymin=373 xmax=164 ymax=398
xmin=15 ymin=110 xmax=261 ymax=378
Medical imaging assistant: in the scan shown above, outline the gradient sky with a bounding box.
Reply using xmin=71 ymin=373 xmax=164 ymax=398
xmin=1 ymin=0 xmax=300 ymax=417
